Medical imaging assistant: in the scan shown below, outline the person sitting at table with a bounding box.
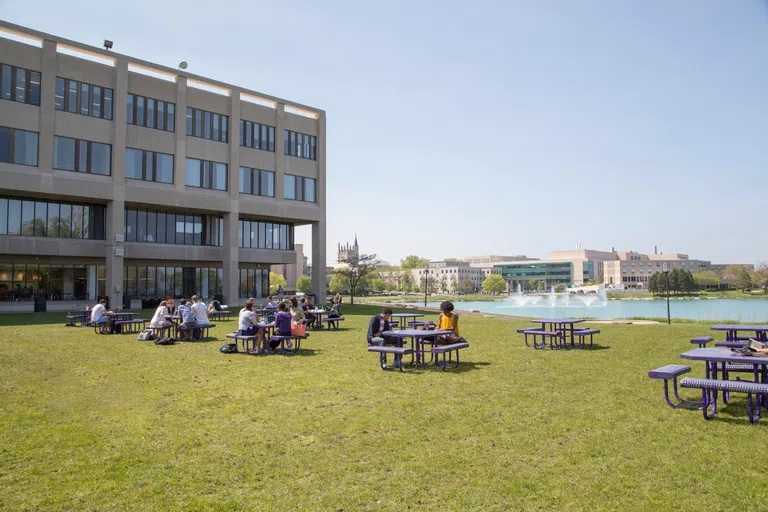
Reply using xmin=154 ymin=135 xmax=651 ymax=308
xmin=207 ymin=296 xmax=223 ymax=315
xmin=91 ymin=299 xmax=111 ymax=326
xmin=166 ymin=298 xmax=177 ymax=316
xmin=150 ymin=301 xmax=172 ymax=330
xmin=289 ymin=297 xmax=306 ymax=324
xmin=301 ymin=297 xmax=317 ymax=325
xmin=266 ymin=296 xmax=278 ymax=309
xmin=178 ymin=298 xmax=197 ymax=341
xmin=436 ymin=301 xmax=465 ymax=345
xmin=191 ymin=296 xmax=212 ymax=338
xmin=269 ymin=302 xmax=294 ymax=352
xmin=237 ymin=298 xmax=259 ymax=335
xmin=367 ymin=307 xmax=396 ymax=346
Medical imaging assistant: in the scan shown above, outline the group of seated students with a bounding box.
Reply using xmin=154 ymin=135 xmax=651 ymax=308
xmin=367 ymin=301 xmax=464 ymax=347
xmin=237 ymin=297 xmax=303 ymax=353
xmin=149 ymin=295 xmax=214 ymax=340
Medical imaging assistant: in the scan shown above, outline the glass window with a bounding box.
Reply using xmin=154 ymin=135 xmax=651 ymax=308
xmin=284 ymin=175 xmax=296 ymax=200
xmin=261 ymin=125 xmax=267 ymax=150
xmin=212 ymin=113 xmax=220 ymax=140
xmin=156 ymin=153 xmax=173 ymax=184
xmin=258 ymin=222 xmax=265 ymax=249
xmin=280 ymin=224 xmax=287 ymax=250
xmin=71 ymin=205 xmax=85 ymax=239
xmin=305 ymin=178 xmax=316 ymax=203
xmin=125 ymin=209 xmax=137 ymax=242
xmin=1 ymin=65 xmax=10 ymax=100
xmin=157 ymin=212 xmax=166 ymax=243
xmin=15 ymin=69 xmax=26 ymax=103
xmin=146 ymin=98 xmax=155 ymax=128
xmin=157 ymin=101 xmax=165 ymax=130
xmin=55 ymin=77 xmax=65 ymax=110
xmin=34 ymin=201 xmax=46 ymax=236
xmin=245 ymin=122 xmax=252 ymax=148
xmin=103 ymin=88 xmax=113 ymax=120
xmin=194 ymin=216 xmax=202 ymax=245
xmin=261 ymin=170 xmax=274 ymax=197
xmin=46 ymin=202 xmax=59 ymax=237
xmin=237 ymin=221 xmax=243 ymax=247
xmin=273 ymin=223 xmax=280 ymax=249
xmin=166 ymin=213 xmax=175 ymax=244
xmin=290 ymin=131 xmax=296 ymax=155
xmin=20 ymin=201 xmax=34 ymax=236
xmin=82 ymin=205 xmax=90 ymax=239
xmin=90 ymin=143 xmax=111 ymax=175
xmin=269 ymin=127 xmax=275 ymax=152
xmin=221 ymin=116 xmax=228 ymax=143
xmin=145 ymin=151 xmax=154 ymax=182
xmin=310 ymin=136 xmax=316 ymax=159
xmin=0 ymin=127 xmax=9 ymax=162
xmin=250 ymin=222 xmax=259 ymax=249
xmin=202 ymin=161 xmax=211 ymax=189
xmin=7 ymin=199 xmax=21 ymax=235
xmin=0 ymin=198 xmax=7 ymax=234
xmin=147 ymin=211 xmax=157 ymax=242
xmin=186 ymin=107 xmax=193 ymax=135
xmin=91 ymin=86 xmax=101 ymax=118
xmin=136 ymin=95 xmax=144 ymax=125
xmin=59 ymin=204 xmax=71 ymax=237
xmin=136 ymin=210 xmax=147 ymax=242
xmin=265 ymin=223 xmax=273 ymax=249
xmin=127 ymin=94 xmax=134 ymax=124
xmin=125 ymin=148 xmax=143 ymax=180
xmin=185 ymin=215 xmax=194 ymax=245
xmin=167 ymin=103 xmax=175 ymax=132
xmin=185 ymin=159 xmax=200 ymax=187
xmin=53 ymin=136 xmax=76 ymax=171
xmin=213 ymin=163 xmax=227 ymax=191
xmin=194 ymin=109 xmax=202 ymax=137
xmin=79 ymin=82 xmax=89 ymax=115
xmin=284 ymin=130 xmax=289 ymax=155
xmin=67 ymin=80 xmax=78 ymax=113
xmin=297 ymin=133 xmax=303 ymax=158
xmin=239 ymin=167 xmax=251 ymax=194
xmin=304 ymin=134 xmax=310 ymax=159
xmin=203 ymin=111 xmax=211 ymax=139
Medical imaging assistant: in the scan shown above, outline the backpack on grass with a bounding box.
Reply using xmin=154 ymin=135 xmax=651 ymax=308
xmin=220 ymin=343 xmax=237 ymax=353
xmin=138 ymin=330 xmax=155 ymax=341
xmin=154 ymin=337 xmax=174 ymax=345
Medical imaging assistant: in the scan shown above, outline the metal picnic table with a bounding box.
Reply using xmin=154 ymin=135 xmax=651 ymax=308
xmin=711 ymin=325 xmax=768 ymax=343
xmin=306 ymin=310 xmax=328 ymax=329
xmin=104 ymin=312 xmax=138 ymax=333
xmin=381 ymin=329 xmax=455 ymax=369
xmin=390 ymin=313 xmax=425 ymax=331
xmin=530 ymin=318 xmax=585 ymax=347
xmin=680 ymin=347 xmax=768 ymax=416
xmin=65 ymin=311 xmax=90 ymax=326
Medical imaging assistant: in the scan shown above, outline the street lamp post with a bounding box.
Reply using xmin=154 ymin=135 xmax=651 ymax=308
xmin=663 ymin=263 xmax=671 ymax=325
xmin=423 ymin=270 xmax=430 ymax=307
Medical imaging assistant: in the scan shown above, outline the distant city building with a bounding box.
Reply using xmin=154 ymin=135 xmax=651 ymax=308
xmin=709 ymin=263 xmax=755 ymax=272
xmin=412 ymin=260 xmax=485 ymax=293
xmin=338 ymin=236 xmax=359 ymax=263
xmin=603 ymin=252 xmax=711 ymax=290
xmin=463 ymin=255 xmax=532 ymax=265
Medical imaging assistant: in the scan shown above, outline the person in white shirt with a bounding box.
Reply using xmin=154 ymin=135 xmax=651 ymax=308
xmin=238 ymin=298 xmax=259 ymax=336
xmin=91 ymin=299 xmax=110 ymax=324
xmin=150 ymin=301 xmax=171 ymax=328
xmin=191 ymin=296 xmax=211 ymax=326
xmin=266 ymin=296 xmax=278 ymax=309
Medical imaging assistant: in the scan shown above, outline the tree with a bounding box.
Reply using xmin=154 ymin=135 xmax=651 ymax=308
xmin=371 ymin=278 xmax=387 ymax=293
xmin=554 ymin=283 xmax=566 ymax=292
xmin=482 ymin=274 xmax=507 ymax=295
xmin=457 ymin=278 xmax=475 ymax=295
xmin=722 ymin=265 xmax=752 ymax=291
xmin=269 ymin=272 xmax=287 ymax=295
xmin=402 ymin=273 xmax=414 ymax=293
xmin=335 ymin=253 xmax=383 ymax=305
xmin=754 ymin=262 xmax=768 ymax=293
xmin=400 ymin=255 xmax=430 ymax=269
xmin=296 ymin=275 xmax=312 ymax=294
xmin=328 ymin=272 xmax=348 ymax=294
xmin=693 ymin=270 xmax=720 ymax=290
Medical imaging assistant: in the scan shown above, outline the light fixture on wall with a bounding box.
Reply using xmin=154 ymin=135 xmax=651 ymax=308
xmin=178 ymin=61 xmax=188 ymax=70
xmin=103 ymin=40 xmax=113 ymax=51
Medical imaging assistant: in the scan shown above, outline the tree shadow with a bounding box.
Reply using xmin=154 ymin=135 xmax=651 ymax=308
xmin=421 ymin=361 xmax=493 ymax=374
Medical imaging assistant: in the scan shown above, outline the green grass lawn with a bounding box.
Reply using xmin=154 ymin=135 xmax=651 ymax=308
xmin=1 ymin=306 xmax=767 ymax=510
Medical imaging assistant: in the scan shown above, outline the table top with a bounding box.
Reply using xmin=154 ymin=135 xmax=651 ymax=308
xmin=710 ymin=325 xmax=768 ymax=332
xmin=530 ymin=319 xmax=586 ymax=325
xmin=107 ymin=312 xmax=137 ymax=317
xmin=680 ymin=347 xmax=768 ymax=364
xmin=382 ymin=329 xmax=453 ymax=338
xmin=390 ymin=313 xmax=425 ymax=319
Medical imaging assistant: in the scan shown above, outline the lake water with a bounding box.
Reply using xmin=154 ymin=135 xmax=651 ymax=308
xmin=410 ymin=299 xmax=768 ymax=322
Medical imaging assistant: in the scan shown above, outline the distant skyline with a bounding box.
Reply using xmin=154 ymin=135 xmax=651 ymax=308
xmin=4 ymin=0 xmax=767 ymax=265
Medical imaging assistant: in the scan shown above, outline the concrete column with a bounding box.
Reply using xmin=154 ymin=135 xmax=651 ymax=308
xmin=38 ymin=39 xmax=57 ymax=173
xmin=311 ymin=220 xmax=326 ymax=304
xmin=222 ymin=91 xmax=241 ymax=306
xmin=174 ymin=77 xmax=188 ymax=194
xmin=105 ymin=55 xmax=129 ymax=309
xmin=275 ymin=103 xmax=285 ymax=200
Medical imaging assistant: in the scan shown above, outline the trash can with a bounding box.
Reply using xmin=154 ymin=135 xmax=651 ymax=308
xmin=33 ymin=297 xmax=47 ymax=312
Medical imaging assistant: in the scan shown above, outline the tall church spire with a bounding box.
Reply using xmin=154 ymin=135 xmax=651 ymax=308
xmin=354 ymin=234 xmax=358 ymax=248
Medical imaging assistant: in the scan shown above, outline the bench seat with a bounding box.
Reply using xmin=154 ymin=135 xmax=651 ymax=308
xmin=368 ymin=345 xmax=415 ymax=372
xmin=573 ymin=328 xmax=600 ymax=349
xmin=321 ymin=317 xmax=345 ymax=330
xmin=648 ymin=364 xmax=691 ymax=380
xmin=270 ymin=334 xmax=308 ymax=354
xmin=681 ymin=377 xmax=768 ymax=423
xmin=226 ymin=333 xmax=259 ymax=353
xmin=113 ymin=319 xmax=148 ymax=334
xmin=714 ymin=341 xmax=747 ymax=348
xmin=648 ymin=364 xmax=700 ymax=410
xmin=430 ymin=341 xmax=469 ymax=370
xmin=690 ymin=336 xmax=713 ymax=347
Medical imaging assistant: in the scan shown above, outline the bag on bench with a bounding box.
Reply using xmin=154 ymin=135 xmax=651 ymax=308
xmin=138 ymin=330 xmax=155 ymax=341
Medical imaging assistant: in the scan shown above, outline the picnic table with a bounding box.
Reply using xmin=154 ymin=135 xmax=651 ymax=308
xmin=305 ymin=310 xmax=328 ymax=329
xmin=680 ymin=347 xmax=768 ymax=416
xmin=530 ymin=318 xmax=585 ymax=347
xmin=390 ymin=313 xmax=424 ymax=331
xmin=65 ymin=312 xmax=90 ymax=327
xmin=105 ymin=312 xmax=138 ymax=334
xmin=711 ymin=325 xmax=768 ymax=343
xmin=381 ymin=329 xmax=455 ymax=369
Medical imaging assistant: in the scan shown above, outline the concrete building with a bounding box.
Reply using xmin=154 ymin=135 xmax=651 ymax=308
xmin=463 ymin=255 xmax=532 ymax=265
xmin=411 ymin=260 xmax=485 ymax=293
xmin=0 ymin=22 xmax=326 ymax=311
xmin=603 ymin=252 xmax=711 ymax=290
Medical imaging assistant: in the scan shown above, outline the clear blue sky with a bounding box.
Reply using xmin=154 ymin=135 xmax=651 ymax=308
xmin=3 ymin=0 xmax=767 ymax=265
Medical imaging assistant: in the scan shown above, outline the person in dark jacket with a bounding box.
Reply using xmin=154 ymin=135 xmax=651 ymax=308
xmin=367 ymin=307 xmax=395 ymax=346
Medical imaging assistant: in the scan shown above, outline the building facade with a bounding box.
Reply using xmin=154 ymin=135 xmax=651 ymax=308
xmin=603 ymin=252 xmax=711 ymax=290
xmin=0 ymin=22 xmax=326 ymax=311
xmin=270 ymin=243 xmax=308 ymax=291
xmin=411 ymin=261 xmax=485 ymax=294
